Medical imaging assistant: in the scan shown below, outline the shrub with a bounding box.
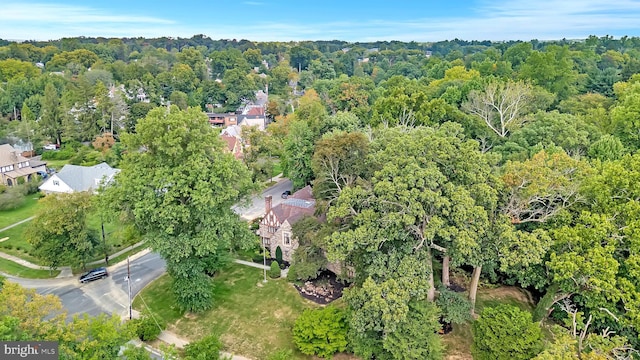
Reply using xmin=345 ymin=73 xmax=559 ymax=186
xmin=436 ymin=286 xmax=472 ymax=324
xmin=0 ymin=190 xmax=25 ymax=210
xmin=292 ymin=306 xmax=349 ymax=358
xmin=275 ymin=246 xmax=283 ymax=264
xmin=183 ymin=334 xmax=223 ymax=360
xmin=134 ymin=314 xmax=164 ymax=341
xmin=472 ymin=304 xmax=543 ymax=360
xmin=267 ymin=349 xmax=293 ymax=360
xmin=286 ymin=265 xmax=297 ymax=282
xmin=121 ymin=344 xmax=153 ymax=359
xmin=269 ymin=261 xmax=281 ymax=278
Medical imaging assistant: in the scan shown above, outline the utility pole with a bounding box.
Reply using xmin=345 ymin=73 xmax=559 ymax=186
xmin=101 ymin=214 xmax=108 ymax=265
xmin=127 ymin=257 xmax=132 ymax=320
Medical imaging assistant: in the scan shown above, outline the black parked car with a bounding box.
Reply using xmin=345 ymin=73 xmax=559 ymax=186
xmin=281 ymin=190 xmax=292 ymax=199
xmin=79 ymin=267 xmax=108 ymax=283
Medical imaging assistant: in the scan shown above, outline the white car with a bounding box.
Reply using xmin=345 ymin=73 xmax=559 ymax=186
xmin=43 ymin=144 xmax=57 ymax=150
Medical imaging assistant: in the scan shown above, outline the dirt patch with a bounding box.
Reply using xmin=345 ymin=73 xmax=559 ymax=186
xmin=294 ymin=270 xmax=349 ymax=305
xmin=481 ymin=286 xmax=534 ymax=306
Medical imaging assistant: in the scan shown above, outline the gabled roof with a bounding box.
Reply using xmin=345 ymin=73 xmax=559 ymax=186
xmin=51 ymin=162 xmax=120 ymax=192
xmin=0 ymin=144 xmax=28 ymax=167
xmin=245 ymin=107 xmax=265 ymax=116
xmin=268 ymin=185 xmax=315 ymax=225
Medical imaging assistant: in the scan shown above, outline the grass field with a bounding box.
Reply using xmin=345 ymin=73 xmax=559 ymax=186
xmin=0 ymin=195 xmax=41 ymax=229
xmin=43 ymin=159 xmax=71 ymax=171
xmin=0 ymin=257 xmax=60 ymax=278
xmin=134 ymin=264 xmax=320 ymax=360
xmin=0 ymin=217 xmax=134 ymax=265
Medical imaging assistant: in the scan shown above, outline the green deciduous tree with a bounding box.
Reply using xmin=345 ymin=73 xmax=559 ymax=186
xmin=519 ymin=45 xmax=581 ymax=100
xmin=106 ymin=106 xmax=255 ymax=312
xmin=289 ymin=216 xmax=329 ymax=281
xmin=311 ymin=131 xmax=369 ymax=207
xmin=472 ymin=305 xmax=543 ymax=360
xmin=26 ymin=192 xmax=98 ymax=269
xmin=292 ymin=306 xmax=349 ymax=359
xmin=501 ymin=150 xmax=588 ymax=224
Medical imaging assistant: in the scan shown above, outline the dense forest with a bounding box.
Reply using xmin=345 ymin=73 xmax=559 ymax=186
xmin=2 ymin=34 xmax=640 ymax=359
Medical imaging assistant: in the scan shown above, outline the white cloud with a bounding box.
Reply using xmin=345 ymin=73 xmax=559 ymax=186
xmin=2 ymin=0 xmax=640 ymax=42
xmin=0 ymin=2 xmax=175 ymax=41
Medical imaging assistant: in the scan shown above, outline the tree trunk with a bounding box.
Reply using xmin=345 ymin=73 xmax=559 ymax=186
xmin=532 ymin=283 xmax=570 ymax=322
xmin=469 ymin=265 xmax=482 ymax=316
xmin=427 ymin=247 xmax=436 ymax=301
xmin=442 ymin=255 xmax=451 ymax=288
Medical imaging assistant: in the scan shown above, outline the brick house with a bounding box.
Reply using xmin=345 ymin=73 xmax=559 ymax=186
xmin=207 ymin=112 xmax=238 ymax=127
xmin=259 ymin=186 xmax=315 ymax=263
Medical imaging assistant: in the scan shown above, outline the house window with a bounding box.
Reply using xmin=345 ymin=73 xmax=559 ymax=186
xmin=268 ymin=226 xmax=276 ymax=234
xmin=52 ymin=180 xmax=59 ymax=186
xmin=283 ymin=232 xmax=291 ymax=246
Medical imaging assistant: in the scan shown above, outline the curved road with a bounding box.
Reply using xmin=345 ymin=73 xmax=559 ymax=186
xmin=5 ymin=178 xmax=292 ymax=320
xmin=7 ymin=252 xmax=166 ymax=320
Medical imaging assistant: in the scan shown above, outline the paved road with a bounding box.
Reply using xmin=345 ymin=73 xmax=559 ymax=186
xmin=232 ymin=178 xmax=292 ymax=221
xmin=8 ymin=251 xmax=166 ymax=320
xmin=6 ymin=178 xmax=291 ymax=319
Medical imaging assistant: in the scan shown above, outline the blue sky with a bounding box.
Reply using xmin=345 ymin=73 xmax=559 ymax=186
xmin=2 ymin=0 xmax=640 ymax=42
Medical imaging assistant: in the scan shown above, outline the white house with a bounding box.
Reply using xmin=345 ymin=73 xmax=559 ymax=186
xmin=39 ymin=163 xmax=120 ymax=195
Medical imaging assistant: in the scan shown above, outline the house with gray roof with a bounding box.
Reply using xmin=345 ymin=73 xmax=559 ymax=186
xmin=39 ymin=163 xmax=120 ymax=195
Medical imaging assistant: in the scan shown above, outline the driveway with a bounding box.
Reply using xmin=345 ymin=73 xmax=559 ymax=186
xmin=232 ymin=178 xmax=292 ymax=221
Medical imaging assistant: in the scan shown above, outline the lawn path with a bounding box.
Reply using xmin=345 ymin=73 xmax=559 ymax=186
xmin=0 ymin=216 xmax=35 ymax=233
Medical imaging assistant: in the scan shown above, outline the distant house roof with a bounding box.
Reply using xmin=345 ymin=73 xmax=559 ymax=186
xmin=269 ymin=185 xmax=315 ymax=224
xmin=0 ymin=144 xmax=29 ymax=167
xmin=221 ymin=134 xmax=242 ymax=159
xmin=42 ymin=162 xmax=120 ymax=193
xmin=245 ymin=106 xmax=265 ymax=116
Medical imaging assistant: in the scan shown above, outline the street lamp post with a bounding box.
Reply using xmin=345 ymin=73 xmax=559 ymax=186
xmin=262 ymin=238 xmax=267 ymax=283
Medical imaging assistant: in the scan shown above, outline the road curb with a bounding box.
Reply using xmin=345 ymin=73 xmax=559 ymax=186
xmin=107 ymin=248 xmax=152 ymax=272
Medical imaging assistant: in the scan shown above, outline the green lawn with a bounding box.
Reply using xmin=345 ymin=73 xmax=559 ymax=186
xmin=134 ymin=264 xmax=319 ymax=359
xmin=0 ymin=195 xmax=41 ymax=230
xmin=43 ymin=159 xmax=71 ymax=171
xmin=0 ymin=208 xmax=137 ymax=267
xmin=0 ymin=222 xmax=42 ymax=264
xmin=0 ymin=257 xmax=60 ymax=278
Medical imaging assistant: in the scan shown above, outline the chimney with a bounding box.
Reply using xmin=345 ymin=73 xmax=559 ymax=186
xmin=265 ymin=195 xmax=272 ymax=213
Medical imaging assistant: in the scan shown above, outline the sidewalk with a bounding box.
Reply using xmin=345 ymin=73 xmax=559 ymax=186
xmin=0 ymin=251 xmax=72 ymax=278
xmin=88 ymin=241 xmax=146 ymax=267
xmin=0 ymin=241 xmax=148 ymax=279
xmin=233 ymin=259 xmax=270 ymax=270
